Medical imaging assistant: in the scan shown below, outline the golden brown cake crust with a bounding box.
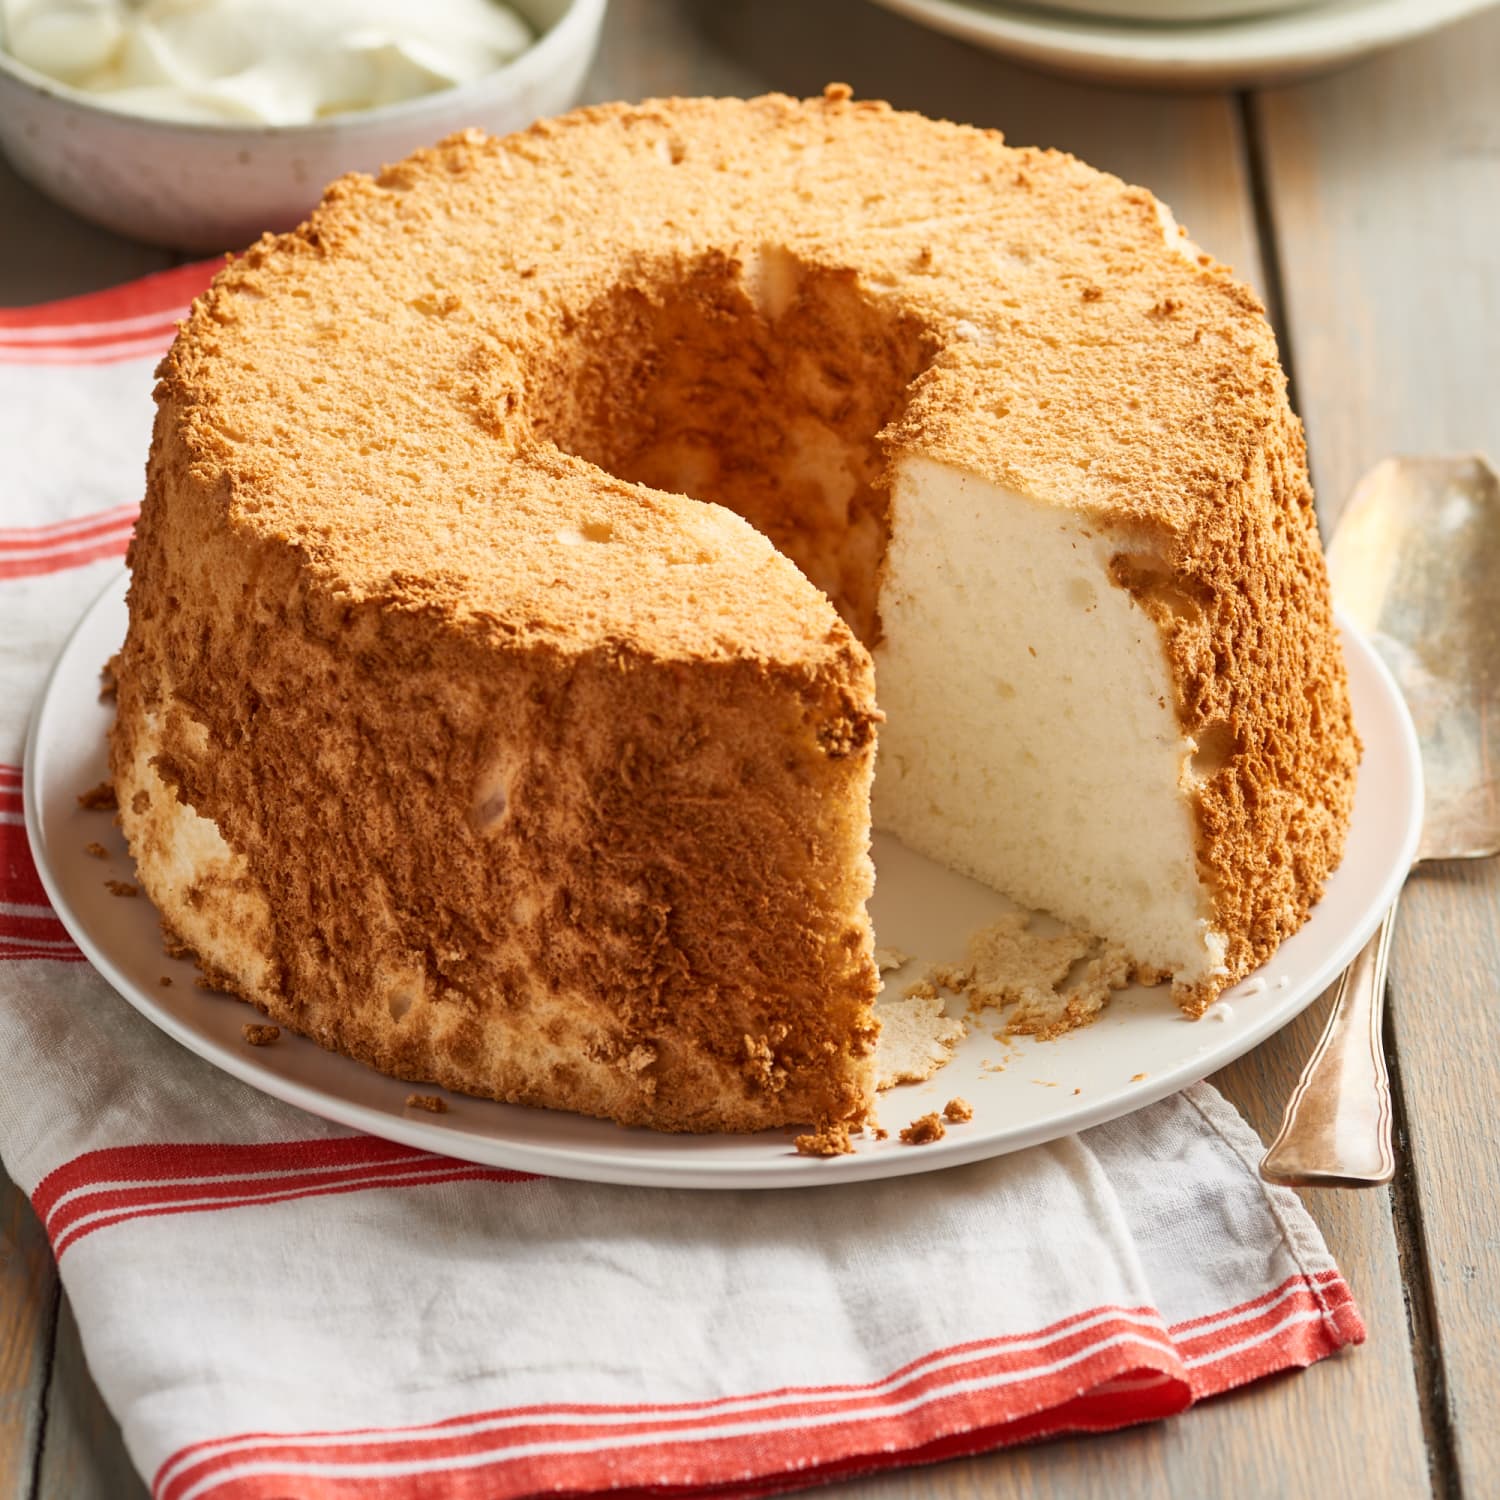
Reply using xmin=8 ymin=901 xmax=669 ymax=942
xmin=113 ymin=87 xmax=1356 ymax=1129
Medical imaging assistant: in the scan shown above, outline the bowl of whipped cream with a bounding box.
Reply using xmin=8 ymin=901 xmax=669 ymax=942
xmin=0 ymin=0 xmax=606 ymax=249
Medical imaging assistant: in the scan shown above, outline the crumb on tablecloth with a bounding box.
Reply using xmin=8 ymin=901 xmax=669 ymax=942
xmin=84 ymin=842 xmax=108 ymax=859
xmin=943 ymin=1097 xmax=973 ymax=1123
xmin=242 ymin=1024 xmax=280 ymax=1046
xmin=406 ymin=1094 xmax=449 ymax=1114
xmin=899 ymin=1112 xmax=946 ymax=1146
xmin=104 ymin=880 xmax=138 ymax=898
xmin=77 ymin=780 xmax=116 ymax=811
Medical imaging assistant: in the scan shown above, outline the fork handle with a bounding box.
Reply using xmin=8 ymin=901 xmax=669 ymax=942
xmin=1259 ymin=897 xmax=1399 ymax=1188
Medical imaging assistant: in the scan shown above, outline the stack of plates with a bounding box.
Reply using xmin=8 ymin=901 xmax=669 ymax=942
xmin=867 ymin=0 xmax=1495 ymax=87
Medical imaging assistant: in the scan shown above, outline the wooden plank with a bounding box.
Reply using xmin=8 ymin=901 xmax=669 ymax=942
xmin=0 ymin=1168 xmax=57 ymax=1500
xmin=35 ymin=1299 xmax=145 ymax=1500
xmin=0 ymin=155 xmax=170 ymax=302
xmin=1256 ymin=10 xmax=1500 ymax=1497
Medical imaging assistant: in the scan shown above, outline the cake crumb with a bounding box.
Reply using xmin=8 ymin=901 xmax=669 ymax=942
xmin=945 ymin=911 xmax=1136 ymax=1039
xmin=942 ymin=1097 xmax=973 ymax=1123
xmin=874 ymin=990 xmax=965 ymax=1088
xmin=931 ymin=963 xmax=970 ymax=992
xmin=1073 ymin=1087 xmax=1082 ymax=1095
xmin=794 ymin=1121 xmax=855 ymax=1157
xmin=1131 ymin=1072 xmax=1147 ymax=1082
xmin=873 ymin=1126 xmax=889 ymax=1141
xmin=873 ymin=945 xmax=911 ymax=973
xmin=160 ymin=922 xmax=196 ymax=961
xmin=902 ymin=977 xmax=939 ymax=1001
xmin=899 ymin=1112 xmax=946 ymax=1146
xmin=159 ymin=976 xmax=172 ymax=987
xmin=84 ymin=842 xmax=108 ymax=859
xmin=77 ymin=781 xmax=117 ymax=811
xmin=242 ymin=1024 xmax=280 ymax=1046
xmin=406 ymin=1093 xmax=448 ymax=1114
xmin=98 ymin=656 xmax=119 ymax=701
xmin=104 ymin=880 xmax=138 ymax=898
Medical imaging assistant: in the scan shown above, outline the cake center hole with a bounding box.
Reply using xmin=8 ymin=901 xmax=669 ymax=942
xmin=530 ymin=246 xmax=937 ymax=645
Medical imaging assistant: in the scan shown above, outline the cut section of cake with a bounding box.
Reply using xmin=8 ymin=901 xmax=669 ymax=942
xmin=110 ymin=88 xmax=1359 ymax=1133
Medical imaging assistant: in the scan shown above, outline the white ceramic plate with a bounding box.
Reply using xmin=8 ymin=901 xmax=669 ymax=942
xmin=866 ymin=0 xmax=1497 ymax=88
xmin=27 ymin=573 xmax=1420 ymax=1189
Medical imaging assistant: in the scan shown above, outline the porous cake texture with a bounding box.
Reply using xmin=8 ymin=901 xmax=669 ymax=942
xmin=111 ymin=87 xmax=1358 ymax=1133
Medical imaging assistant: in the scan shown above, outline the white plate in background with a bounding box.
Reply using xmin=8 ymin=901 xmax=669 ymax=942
xmin=26 ymin=573 xmax=1420 ymax=1188
xmin=867 ymin=0 xmax=1497 ymax=88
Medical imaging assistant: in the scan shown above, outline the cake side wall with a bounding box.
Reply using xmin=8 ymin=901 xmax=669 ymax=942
xmin=111 ymin=409 xmax=881 ymax=1133
xmin=1120 ymin=401 xmax=1360 ymax=1011
xmin=872 ymin=456 xmax=1218 ymax=989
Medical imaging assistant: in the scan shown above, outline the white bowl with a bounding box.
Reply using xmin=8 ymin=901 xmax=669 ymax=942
xmin=0 ymin=0 xmax=606 ymax=252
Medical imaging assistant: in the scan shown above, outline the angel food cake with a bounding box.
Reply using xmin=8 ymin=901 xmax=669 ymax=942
xmin=110 ymin=88 xmax=1359 ymax=1134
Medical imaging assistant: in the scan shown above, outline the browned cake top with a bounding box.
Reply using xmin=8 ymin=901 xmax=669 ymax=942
xmin=156 ymin=86 xmax=1297 ymax=667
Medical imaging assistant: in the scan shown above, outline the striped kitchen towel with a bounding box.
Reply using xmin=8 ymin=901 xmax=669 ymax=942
xmin=0 ymin=266 xmax=1364 ymax=1500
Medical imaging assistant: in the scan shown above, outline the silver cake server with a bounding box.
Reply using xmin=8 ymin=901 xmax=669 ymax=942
xmin=1261 ymin=455 xmax=1500 ymax=1188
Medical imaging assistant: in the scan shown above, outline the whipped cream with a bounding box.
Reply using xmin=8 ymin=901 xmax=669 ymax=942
xmin=1 ymin=0 xmax=533 ymax=125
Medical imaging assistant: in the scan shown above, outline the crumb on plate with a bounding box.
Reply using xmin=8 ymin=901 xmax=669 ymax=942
xmin=405 ymin=1093 xmax=448 ymax=1114
xmin=874 ymin=988 xmax=965 ymax=1089
xmin=942 ymin=1097 xmax=973 ymax=1123
xmin=242 ymin=1023 xmax=280 ymax=1046
xmin=77 ymin=780 xmax=116 ymax=811
xmin=794 ymin=1121 xmax=855 ymax=1157
xmin=160 ymin=922 xmax=195 ymax=961
xmin=899 ymin=1112 xmax=946 ymax=1146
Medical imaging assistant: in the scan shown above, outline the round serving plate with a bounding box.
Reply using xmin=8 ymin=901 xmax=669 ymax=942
xmin=26 ymin=572 xmax=1421 ymax=1189
xmin=866 ymin=0 xmax=1497 ymax=89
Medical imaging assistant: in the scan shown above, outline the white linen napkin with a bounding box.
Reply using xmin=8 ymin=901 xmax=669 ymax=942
xmin=0 ymin=266 xmax=1363 ymax=1500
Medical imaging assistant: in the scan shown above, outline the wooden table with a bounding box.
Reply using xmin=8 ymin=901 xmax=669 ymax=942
xmin=3 ymin=3 xmax=1497 ymax=1495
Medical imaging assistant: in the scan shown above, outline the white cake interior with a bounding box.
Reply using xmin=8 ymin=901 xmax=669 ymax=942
xmin=873 ymin=454 xmax=1228 ymax=989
